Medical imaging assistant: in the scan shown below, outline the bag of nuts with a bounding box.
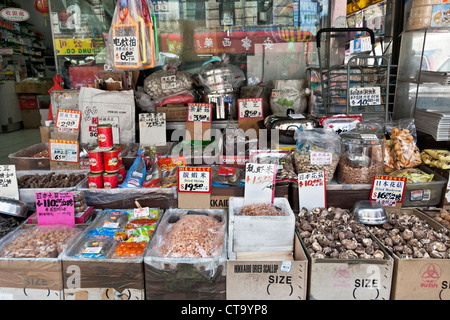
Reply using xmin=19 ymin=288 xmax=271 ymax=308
xmin=293 ymin=128 xmax=341 ymax=183
xmin=143 ymin=58 xmax=193 ymax=100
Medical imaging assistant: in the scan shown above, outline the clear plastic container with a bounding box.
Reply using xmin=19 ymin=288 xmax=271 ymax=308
xmin=337 ymin=124 xmax=385 ymax=184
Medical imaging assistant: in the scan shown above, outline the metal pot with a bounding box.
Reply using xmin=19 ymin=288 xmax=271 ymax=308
xmin=264 ymin=116 xmax=317 ymax=144
xmin=0 ymin=197 xmax=28 ymax=218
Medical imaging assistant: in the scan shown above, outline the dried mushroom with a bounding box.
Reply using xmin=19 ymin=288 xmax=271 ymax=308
xmin=369 ymin=211 xmax=450 ymax=259
xmin=295 ymin=207 xmax=383 ymax=260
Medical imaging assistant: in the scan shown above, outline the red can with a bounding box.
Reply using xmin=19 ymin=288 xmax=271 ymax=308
xmin=97 ymin=124 xmax=113 ymax=150
xmin=88 ymin=147 xmax=104 ymax=173
xmin=118 ymin=165 xmax=126 ymax=184
xmin=115 ymin=144 xmax=123 ymax=167
xmin=103 ymin=172 xmax=118 ymax=189
xmin=88 ymin=172 xmax=103 ymax=189
xmin=104 ymin=147 xmax=120 ymax=173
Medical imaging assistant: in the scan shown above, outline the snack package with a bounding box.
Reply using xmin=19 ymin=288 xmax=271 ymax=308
xmin=294 ymin=128 xmax=341 ymax=183
xmin=143 ymin=58 xmax=193 ymax=100
xmin=119 ymin=146 xmax=147 ymax=188
xmin=105 ymin=0 xmax=157 ymax=71
xmin=211 ymin=166 xmax=244 ymax=186
xmin=158 ymin=155 xmax=187 ymax=188
xmin=143 ymin=146 xmax=161 ymax=188
xmin=73 ymin=237 xmax=114 ymax=259
xmin=319 ymin=114 xmax=362 ymax=134
xmin=389 ymin=168 xmax=434 ymax=183
xmin=385 ymin=119 xmax=421 ymax=170
xmin=421 ymin=149 xmax=450 ymax=170
xmin=249 ymin=150 xmax=297 ymax=184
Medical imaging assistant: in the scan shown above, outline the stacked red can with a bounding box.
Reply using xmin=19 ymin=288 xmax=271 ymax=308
xmin=87 ymin=124 xmax=125 ymax=189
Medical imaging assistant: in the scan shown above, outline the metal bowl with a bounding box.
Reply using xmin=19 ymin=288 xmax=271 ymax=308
xmin=352 ymin=200 xmax=388 ymax=225
xmin=0 ymin=197 xmax=28 ymax=218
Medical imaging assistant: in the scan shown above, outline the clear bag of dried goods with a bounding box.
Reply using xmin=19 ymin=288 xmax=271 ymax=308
xmin=294 ymin=128 xmax=341 ymax=183
xmin=385 ymin=118 xmax=421 ymax=170
xmin=147 ymin=209 xmax=226 ymax=259
xmin=249 ymin=150 xmax=297 ymax=184
xmin=143 ymin=58 xmax=193 ymax=100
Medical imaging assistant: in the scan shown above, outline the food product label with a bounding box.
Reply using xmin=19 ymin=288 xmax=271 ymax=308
xmin=178 ymin=167 xmax=211 ymax=193
xmin=82 ymin=247 xmax=103 ymax=254
xmin=238 ymin=98 xmax=263 ymax=119
xmin=244 ymin=163 xmax=276 ymax=205
xmin=187 ymin=103 xmax=212 ymax=122
xmin=55 ymin=109 xmax=82 ymax=131
xmin=113 ymin=36 xmax=139 ymax=63
xmin=370 ymin=175 xmax=407 ymax=207
xmin=297 ymin=171 xmax=326 ymax=211
xmin=310 ymin=151 xmax=332 ymax=165
xmin=349 ymin=86 xmax=381 ymax=107
xmin=134 ymin=207 xmax=150 ymax=218
xmin=0 ymin=165 xmax=19 ymax=200
xmin=98 ymin=116 xmax=120 ymax=144
xmin=360 ymin=134 xmax=379 ymax=141
xmin=102 ymin=221 xmax=119 ymax=229
xmin=35 ymin=192 xmax=75 ymax=226
xmin=49 ymin=139 xmax=79 ymax=163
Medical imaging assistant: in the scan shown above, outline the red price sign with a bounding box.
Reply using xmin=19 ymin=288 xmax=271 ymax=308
xmin=178 ymin=167 xmax=211 ymax=193
xmin=370 ymin=175 xmax=407 ymax=207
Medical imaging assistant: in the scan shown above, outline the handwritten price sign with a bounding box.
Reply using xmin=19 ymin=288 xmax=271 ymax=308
xmin=187 ymin=103 xmax=212 ymax=123
xmin=56 ymin=109 xmax=81 ymax=131
xmin=298 ymin=171 xmax=326 ymax=211
xmin=35 ymin=192 xmax=75 ymax=226
xmin=244 ymin=163 xmax=276 ymax=205
xmin=178 ymin=167 xmax=211 ymax=193
xmin=238 ymin=98 xmax=263 ymax=119
xmin=370 ymin=175 xmax=407 ymax=207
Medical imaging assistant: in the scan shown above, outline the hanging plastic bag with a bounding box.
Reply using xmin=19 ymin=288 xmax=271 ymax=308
xmin=106 ymin=0 xmax=156 ymax=71
xmin=119 ymin=146 xmax=147 ymax=188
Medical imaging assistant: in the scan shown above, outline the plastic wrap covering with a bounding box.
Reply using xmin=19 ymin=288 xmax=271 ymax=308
xmin=17 ymin=170 xmax=88 ymax=209
xmin=143 ymin=59 xmax=194 ymax=100
xmin=270 ymin=79 xmax=310 ymax=116
xmin=144 ymin=209 xmax=227 ymax=300
xmin=294 ymin=128 xmax=341 ymax=184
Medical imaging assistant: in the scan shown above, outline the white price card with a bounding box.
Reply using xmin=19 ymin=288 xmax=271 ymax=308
xmin=238 ymin=98 xmax=263 ymax=119
xmin=0 ymin=165 xmax=19 ymax=200
xmin=244 ymin=163 xmax=277 ymax=205
xmin=49 ymin=139 xmax=79 ymax=163
xmin=370 ymin=175 xmax=407 ymax=207
xmin=55 ymin=109 xmax=81 ymax=131
xmin=139 ymin=113 xmax=166 ymax=146
xmin=178 ymin=167 xmax=211 ymax=193
xmin=298 ymin=171 xmax=326 ymax=211
xmin=187 ymin=103 xmax=212 ymax=123
xmin=349 ymin=86 xmax=381 ymax=107
xmin=113 ymin=36 xmax=139 ymax=63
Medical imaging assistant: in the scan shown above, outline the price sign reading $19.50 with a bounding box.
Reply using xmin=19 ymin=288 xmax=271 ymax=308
xmin=297 ymin=171 xmax=326 ymax=211
xmin=244 ymin=163 xmax=277 ymax=205
xmin=178 ymin=167 xmax=211 ymax=193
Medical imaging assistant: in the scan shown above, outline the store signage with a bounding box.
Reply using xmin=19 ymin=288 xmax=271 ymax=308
xmin=35 ymin=192 xmax=75 ymax=227
xmin=54 ymin=38 xmax=104 ymax=56
xmin=370 ymin=175 xmax=407 ymax=207
xmin=0 ymin=8 xmax=30 ymax=22
xmin=49 ymin=139 xmax=80 ymax=163
xmin=297 ymin=171 xmax=326 ymax=211
xmin=139 ymin=113 xmax=166 ymax=147
xmin=349 ymin=86 xmax=381 ymax=107
xmin=56 ymin=109 xmax=82 ymax=131
xmin=244 ymin=163 xmax=276 ymax=205
xmin=187 ymin=103 xmax=212 ymax=123
xmin=0 ymin=165 xmax=19 ymax=201
xmin=178 ymin=167 xmax=211 ymax=194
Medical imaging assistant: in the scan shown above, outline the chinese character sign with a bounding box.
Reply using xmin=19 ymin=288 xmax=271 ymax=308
xmin=35 ymin=192 xmax=75 ymax=226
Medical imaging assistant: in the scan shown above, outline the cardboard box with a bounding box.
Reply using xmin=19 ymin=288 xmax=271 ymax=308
xmin=156 ymin=105 xmax=188 ymax=122
xmin=226 ymin=234 xmax=308 ymax=300
xmin=373 ymin=208 xmax=450 ymax=300
xmin=18 ymin=94 xmax=38 ymax=109
xmin=0 ymin=224 xmax=84 ymax=300
xmin=299 ymin=231 xmax=394 ymax=300
xmin=15 ymin=79 xmax=53 ymax=95
xmin=21 ymin=108 xmax=41 ymax=129
xmin=144 ymin=209 xmax=227 ymax=300
xmin=228 ymin=197 xmax=295 ymax=259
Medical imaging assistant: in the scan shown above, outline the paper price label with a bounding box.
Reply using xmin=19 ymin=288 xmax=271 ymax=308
xmin=310 ymin=151 xmax=332 ymax=165
xmin=49 ymin=139 xmax=79 ymax=163
xmin=0 ymin=165 xmax=19 ymax=200
xmin=298 ymin=171 xmax=326 ymax=211
xmin=370 ymin=175 xmax=407 ymax=207
xmin=244 ymin=163 xmax=276 ymax=205
xmin=82 ymin=247 xmax=103 ymax=254
xmin=139 ymin=113 xmax=166 ymax=127
xmin=178 ymin=167 xmax=211 ymax=193
xmin=113 ymin=36 xmax=139 ymax=63
xmin=187 ymin=103 xmax=212 ymax=123
xmin=349 ymin=86 xmax=381 ymax=107
xmin=35 ymin=192 xmax=75 ymax=226
xmin=238 ymin=98 xmax=263 ymax=119
xmin=56 ymin=109 xmax=81 ymax=131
